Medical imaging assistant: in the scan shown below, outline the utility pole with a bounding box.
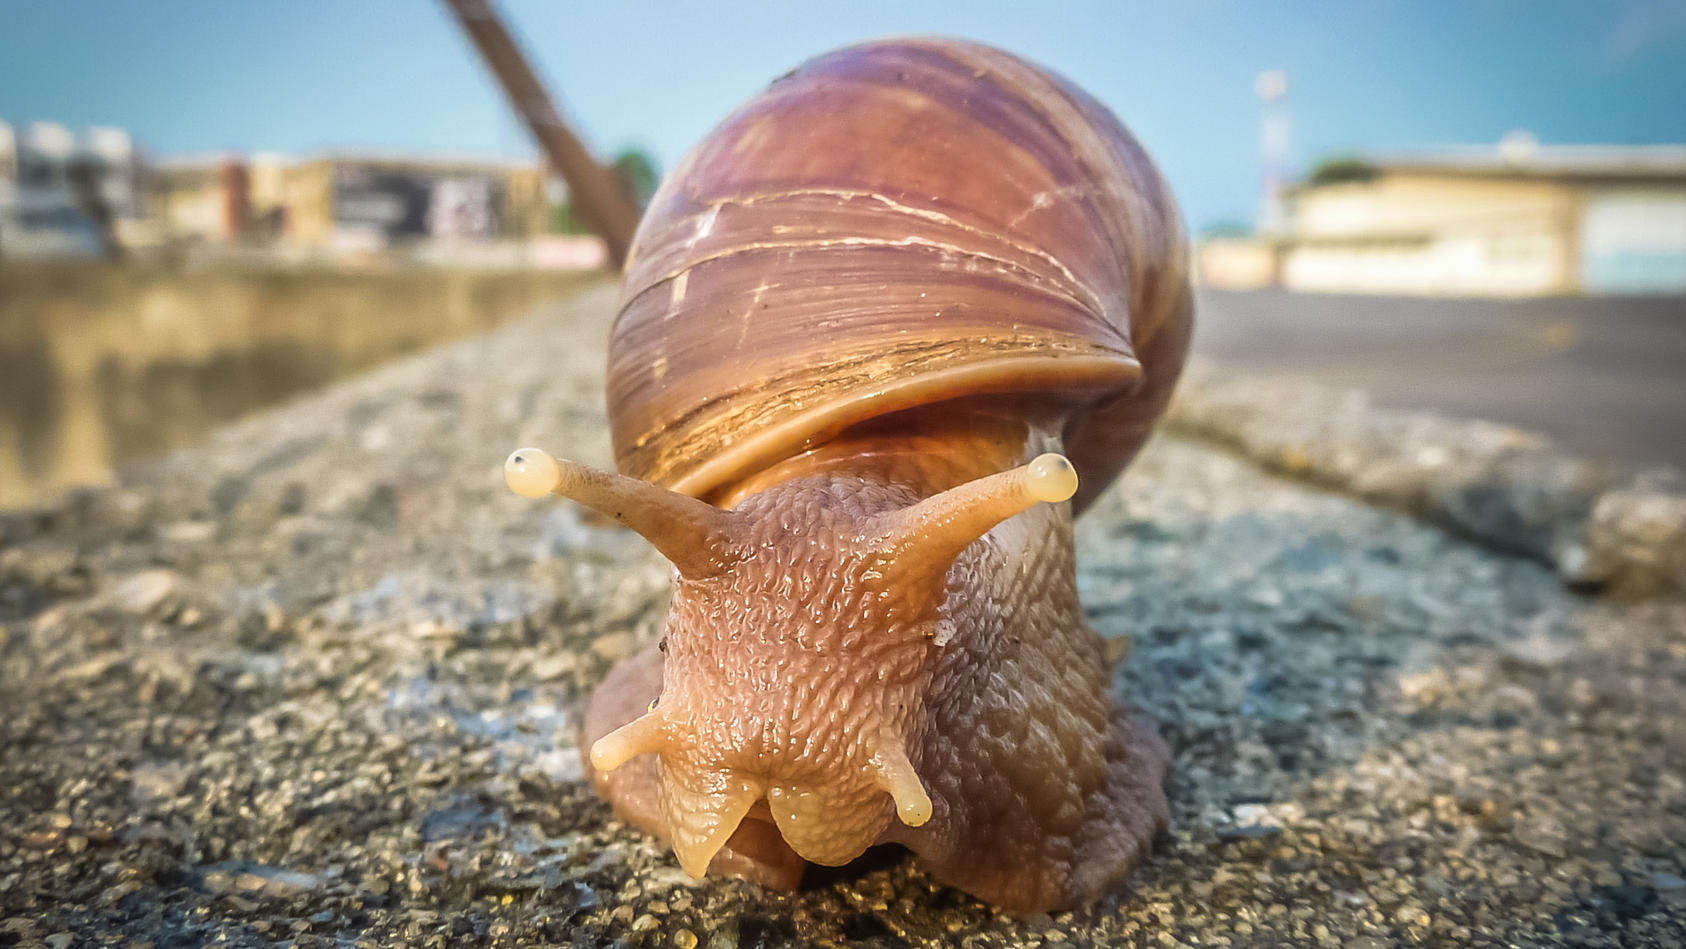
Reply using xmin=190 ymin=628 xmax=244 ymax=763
xmin=442 ymin=0 xmax=641 ymax=269
xmin=1255 ymin=68 xmax=1291 ymax=235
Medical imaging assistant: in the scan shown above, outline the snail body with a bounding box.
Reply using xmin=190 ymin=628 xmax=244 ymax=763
xmin=506 ymin=37 xmax=1191 ymax=912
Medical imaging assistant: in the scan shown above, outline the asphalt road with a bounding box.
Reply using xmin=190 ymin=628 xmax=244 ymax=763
xmin=1193 ymin=289 xmax=1686 ymax=471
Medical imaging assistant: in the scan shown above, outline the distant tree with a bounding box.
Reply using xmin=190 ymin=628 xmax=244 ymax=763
xmin=1305 ymin=157 xmax=1378 ymax=188
xmin=1200 ymin=219 xmax=1255 ymax=239
xmin=550 ymin=201 xmax=589 ymax=235
xmin=611 ymin=148 xmax=660 ymax=211
xmin=549 ymin=147 xmax=660 ymax=235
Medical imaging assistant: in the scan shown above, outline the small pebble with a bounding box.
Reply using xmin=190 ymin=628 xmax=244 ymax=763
xmin=107 ymin=569 xmax=184 ymax=614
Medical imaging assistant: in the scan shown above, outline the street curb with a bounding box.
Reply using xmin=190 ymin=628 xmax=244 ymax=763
xmin=1164 ymin=361 xmax=1686 ymax=597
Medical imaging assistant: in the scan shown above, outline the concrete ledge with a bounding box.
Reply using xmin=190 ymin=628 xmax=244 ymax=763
xmin=2 ymin=290 xmax=1683 ymax=944
xmin=1166 ymin=360 xmax=1686 ymax=597
xmin=0 ymin=263 xmax=593 ymax=508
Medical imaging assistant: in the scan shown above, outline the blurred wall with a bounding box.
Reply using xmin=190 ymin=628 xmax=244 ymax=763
xmin=1284 ymin=173 xmax=1579 ymax=297
xmin=1198 ymin=147 xmax=1686 ymax=298
xmin=0 ymin=264 xmax=591 ymax=509
xmin=1196 ymin=236 xmax=1280 ymax=290
xmin=1581 ymin=190 xmax=1686 ymax=293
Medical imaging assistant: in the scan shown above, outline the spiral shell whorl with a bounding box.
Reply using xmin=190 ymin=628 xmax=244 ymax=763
xmin=608 ymin=38 xmax=1191 ymax=509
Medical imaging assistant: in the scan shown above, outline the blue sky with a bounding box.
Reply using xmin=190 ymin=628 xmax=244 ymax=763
xmin=3 ymin=1 xmax=1683 ymax=233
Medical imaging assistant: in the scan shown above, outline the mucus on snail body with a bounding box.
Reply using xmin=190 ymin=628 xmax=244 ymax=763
xmin=505 ymin=37 xmax=1192 ymax=913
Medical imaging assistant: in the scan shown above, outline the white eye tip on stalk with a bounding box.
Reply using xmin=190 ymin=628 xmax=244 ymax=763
xmin=505 ymin=447 xmax=562 ymax=499
xmin=1024 ymin=452 xmax=1078 ymax=504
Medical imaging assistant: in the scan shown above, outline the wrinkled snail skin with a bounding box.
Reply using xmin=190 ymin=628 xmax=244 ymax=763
xmin=510 ymin=37 xmax=1192 ymax=913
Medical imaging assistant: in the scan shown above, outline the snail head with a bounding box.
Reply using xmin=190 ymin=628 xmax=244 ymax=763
xmin=504 ymin=447 xmax=1077 ymax=876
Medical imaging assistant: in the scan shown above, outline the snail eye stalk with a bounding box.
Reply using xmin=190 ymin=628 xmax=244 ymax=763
xmin=505 ymin=447 xmax=742 ymax=579
xmin=864 ymin=452 xmax=1078 ymax=575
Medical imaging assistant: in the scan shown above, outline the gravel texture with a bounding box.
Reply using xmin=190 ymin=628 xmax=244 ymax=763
xmin=2 ymin=281 xmax=1684 ymax=947
xmin=1166 ymin=363 xmax=1686 ymax=597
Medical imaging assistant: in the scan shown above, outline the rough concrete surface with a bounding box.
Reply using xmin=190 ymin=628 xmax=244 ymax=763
xmin=2 ymin=281 xmax=1684 ymax=947
xmin=1167 ymin=363 xmax=1686 ymax=597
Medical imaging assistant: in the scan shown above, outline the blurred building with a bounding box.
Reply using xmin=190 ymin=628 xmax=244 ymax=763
xmin=1201 ymin=140 xmax=1686 ymax=297
xmin=0 ymin=120 xmax=145 ymax=259
xmin=148 ymin=155 xmax=251 ymax=245
xmin=275 ymin=154 xmax=550 ymax=250
xmin=149 ymin=152 xmax=554 ymax=251
xmin=0 ymin=126 xmax=604 ymax=269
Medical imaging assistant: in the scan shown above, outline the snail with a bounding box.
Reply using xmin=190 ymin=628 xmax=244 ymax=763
xmin=505 ymin=37 xmax=1191 ymax=913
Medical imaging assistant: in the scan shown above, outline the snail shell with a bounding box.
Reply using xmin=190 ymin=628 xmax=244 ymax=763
xmin=609 ymin=37 xmax=1192 ymax=512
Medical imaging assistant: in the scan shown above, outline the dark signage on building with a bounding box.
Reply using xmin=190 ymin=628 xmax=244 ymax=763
xmin=333 ymin=164 xmax=505 ymax=240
